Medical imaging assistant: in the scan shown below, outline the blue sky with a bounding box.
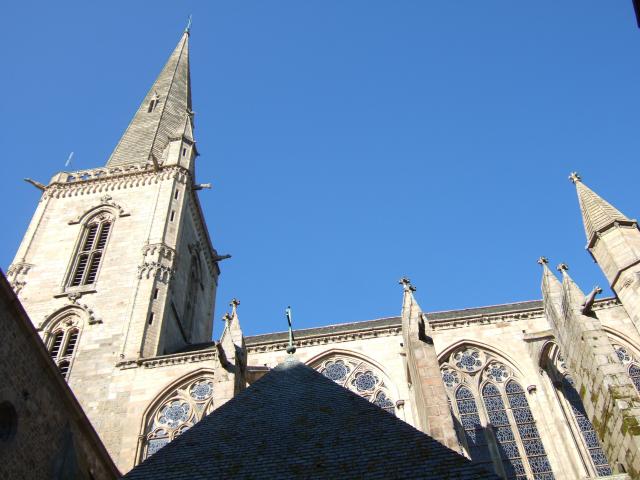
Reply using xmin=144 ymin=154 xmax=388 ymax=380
xmin=2 ymin=2 xmax=640 ymax=337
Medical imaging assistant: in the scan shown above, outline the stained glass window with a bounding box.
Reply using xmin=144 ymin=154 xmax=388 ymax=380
xmin=629 ymin=364 xmax=640 ymax=394
xmin=505 ymin=381 xmax=554 ymax=480
xmin=142 ymin=375 xmax=215 ymax=461
xmin=314 ymin=356 xmax=396 ymax=415
xmin=454 ymin=348 xmax=483 ymax=372
xmin=455 ymin=386 xmax=493 ymax=472
xmin=560 ymin=376 xmax=611 ymax=476
xmin=441 ymin=367 xmax=460 ymax=388
xmin=483 ymin=382 xmax=524 ymax=479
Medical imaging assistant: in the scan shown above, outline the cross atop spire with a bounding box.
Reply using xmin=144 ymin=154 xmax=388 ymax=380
xmin=556 ymin=263 xmax=569 ymax=273
xmin=569 ymin=171 xmax=581 ymax=184
xmin=106 ymin=29 xmax=193 ymax=167
xmin=537 ymin=256 xmax=548 ymax=265
xmin=399 ymin=277 xmax=416 ymax=292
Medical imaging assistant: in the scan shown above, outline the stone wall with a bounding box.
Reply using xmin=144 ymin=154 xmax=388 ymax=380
xmin=0 ymin=271 xmax=119 ymax=479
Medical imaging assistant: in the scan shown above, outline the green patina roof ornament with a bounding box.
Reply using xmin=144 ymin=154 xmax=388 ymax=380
xmin=285 ymin=306 xmax=296 ymax=355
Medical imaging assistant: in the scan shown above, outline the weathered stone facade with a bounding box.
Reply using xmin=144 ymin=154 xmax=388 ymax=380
xmin=0 ymin=272 xmax=118 ymax=479
xmin=5 ymin=28 xmax=640 ymax=480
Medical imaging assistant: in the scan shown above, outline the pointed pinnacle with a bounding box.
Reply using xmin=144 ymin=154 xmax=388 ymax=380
xmin=229 ymin=298 xmax=240 ymax=316
xmin=556 ymin=263 xmax=569 ymax=273
xmin=569 ymin=172 xmax=582 ymax=184
xmin=185 ymin=14 xmax=192 ymax=34
xmin=537 ymin=256 xmax=549 ymax=266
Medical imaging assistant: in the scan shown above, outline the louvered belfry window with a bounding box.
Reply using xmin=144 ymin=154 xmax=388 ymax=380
xmin=69 ymin=214 xmax=112 ymax=287
xmin=48 ymin=317 xmax=80 ymax=380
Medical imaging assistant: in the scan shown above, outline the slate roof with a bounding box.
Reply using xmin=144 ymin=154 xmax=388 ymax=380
xmin=107 ymin=31 xmax=192 ymax=166
xmin=574 ymin=179 xmax=636 ymax=243
xmin=123 ymin=360 xmax=498 ymax=480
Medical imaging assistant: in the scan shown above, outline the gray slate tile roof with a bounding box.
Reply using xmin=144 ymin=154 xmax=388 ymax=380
xmin=123 ymin=361 xmax=498 ymax=479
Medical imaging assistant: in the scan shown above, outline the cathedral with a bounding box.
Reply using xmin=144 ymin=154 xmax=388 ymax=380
xmin=4 ymin=22 xmax=640 ymax=480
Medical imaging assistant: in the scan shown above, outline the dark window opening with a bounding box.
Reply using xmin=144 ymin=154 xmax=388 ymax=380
xmin=0 ymin=402 xmax=17 ymax=442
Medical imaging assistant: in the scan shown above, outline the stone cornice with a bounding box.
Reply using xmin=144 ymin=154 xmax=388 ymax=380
xmin=246 ymin=325 xmax=402 ymax=354
xmin=117 ymin=348 xmax=218 ymax=370
xmin=44 ymin=164 xmax=191 ymax=199
xmin=244 ymin=298 xmax=624 ymax=354
xmin=428 ymin=297 xmax=621 ymax=331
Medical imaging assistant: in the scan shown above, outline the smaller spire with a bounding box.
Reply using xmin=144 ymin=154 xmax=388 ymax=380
xmin=538 ymin=256 xmax=562 ymax=302
xmin=285 ymin=306 xmax=296 ymax=355
xmin=185 ymin=14 xmax=192 ymax=34
xmin=568 ymin=171 xmax=582 ymax=184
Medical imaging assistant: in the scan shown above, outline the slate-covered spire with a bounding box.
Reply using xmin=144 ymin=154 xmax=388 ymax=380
xmin=107 ymin=30 xmax=193 ymax=167
xmin=569 ymin=172 xmax=636 ymax=246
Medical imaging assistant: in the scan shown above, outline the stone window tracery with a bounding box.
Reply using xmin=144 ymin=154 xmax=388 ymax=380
xmin=613 ymin=344 xmax=640 ymax=393
xmin=68 ymin=212 xmax=113 ymax=287
xmin=543 ymin=344 xmax=611 ymax=477
xmin=313 ymin=355 xmax=396 ymax=415
xmin=47 ymin=315 xmax=80 ymax=380
xmin=141 ymin=374 xmax=215 ymax=461
xmin=441 ymin=346 xmax=554 ymax=479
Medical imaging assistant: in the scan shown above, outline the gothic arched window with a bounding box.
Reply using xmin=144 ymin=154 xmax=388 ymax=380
xmin=141 ymin=375 xmax=215 ymax=461
xmin=47 ymin=316 xmax=80 ymax=379
xmin=441 ymin=347 xmax=555 ymax=479
xmin=542 ymin=345 xmax=611 ymax=477
xmin=312 ymin=355 xmax=396 ymax=415
xmin=69 ymin=212 xmax=113 ymax=287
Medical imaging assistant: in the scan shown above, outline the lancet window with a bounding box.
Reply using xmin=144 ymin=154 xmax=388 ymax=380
xmin=542 ymin=344 xmax=611 ymax=477
xmin=141 ymin=375 xmax=215 ymax=461
xmin=68 ymin=212 xmax=113 ymax=287
xmin=441 ymin=347 xmax=554 ymax=479
xmin=613 ymin=345 xmax=640 ymax=394
xmin=312 ymin=355 xmax=395 ymax=414
xmin=182 ymin=254 xmax=202 ymax=341
xmin=47 ymin=315 xmax=80 ymax=380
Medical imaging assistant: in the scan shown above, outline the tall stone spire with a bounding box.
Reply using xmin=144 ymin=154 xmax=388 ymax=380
xmin=107 ymin=30 xmax=193 ymax=167
xmin=569 ymin=172 xmax=636 ymax=246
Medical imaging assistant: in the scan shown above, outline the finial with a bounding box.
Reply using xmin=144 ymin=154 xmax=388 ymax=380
xmin=285 ymin=306 xmax=296 ymax=355
xmin=185 ymin=14 xmax=192 ymax=34
xmin=399 ymin=277 xmax=416 ymax=292
xmin=537 ymin=256 xmax=549 ymax=266
xmin=230 ymin=298 xmax=240 ymax=316
xmin=222 ymin=312 xmax=233 ymax=324
xmin=568 ymin=172 xmax=582 ymax=184
xmin=556 ymin=263 xmax=569 ymax=273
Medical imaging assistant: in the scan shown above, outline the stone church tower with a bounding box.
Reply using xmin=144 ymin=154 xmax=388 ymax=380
xmin=6 ymin=28 xmax=244 ymax=468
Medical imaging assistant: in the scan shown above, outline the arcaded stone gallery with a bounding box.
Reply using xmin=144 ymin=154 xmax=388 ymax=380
xmin=4 ymin=24 xmax=640 ymax=480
